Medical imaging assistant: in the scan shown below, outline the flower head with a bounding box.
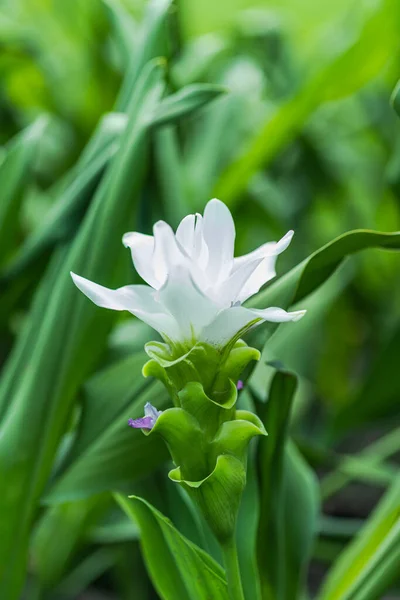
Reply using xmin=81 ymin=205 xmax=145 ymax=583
xmin=71 ymin=199 xmax=305 ymax=349
xmin=128 ymin=402 xmax=162 ymax=430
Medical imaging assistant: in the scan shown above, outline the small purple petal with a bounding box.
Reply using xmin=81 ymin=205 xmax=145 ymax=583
xmin=128 ymin=403 xmax=162 ymax=431
xmin=128 ymin=416 xmax=154 ymax=429
xmin=237 ymin=380 xmax=244 ymax=390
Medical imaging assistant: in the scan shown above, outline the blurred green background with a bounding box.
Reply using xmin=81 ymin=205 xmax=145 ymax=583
xmin=0 ymin=0 xmax=399 ymax=598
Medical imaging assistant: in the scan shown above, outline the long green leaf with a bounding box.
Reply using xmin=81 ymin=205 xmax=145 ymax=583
xmin=256 ymin=369 xmax=319 ymax=600
xmin=0 ymin=117 xmax=47 ymax=264
xmin=31 ymin=494 xmax=109 ymax=587
xmin=116 ymin=494 xmax=229 ymax=600
xmin=0 ymin=60 xmax=165 ymax=600
xmin=246 ymin=230 xmax=400 ymax=351
xmin=150 ymin=84 xmax=227 ymax=128
xmin=319 ymin=476 xmax=400 ymax=600
xmin=2 ymin=113 xmax=126 ymax=281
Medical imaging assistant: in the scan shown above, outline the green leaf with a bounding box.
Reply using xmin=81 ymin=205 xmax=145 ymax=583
xmin=321 ymin=427 xmax=400 ymax=501
xmin=246 ymin=230 xmax=400 ymax=351
xmin=282 ymin=441 xmax=319 ymax=600
xmin=319 ymin=475 xmax=400 ymax=600
xmin=256 ymin=369 xmax=319 ymax=600
xmin=0 ymin=60 xmax=166 ymax=600
xmin=2 ymin=112 xmax=126 ymax=281
xmin=103 ymin=0 xmax=138 ymax=68
xmin=54 ymin=548 xmax=117 ymax=599
xmin=44 ymin=358 xmax=169 ymax=503
xmin=0 ymin=117 xmax=47 ymax=265
xmin=391 ymin=79 xmax=400 ymax=118
xmin=150 ymin=84 xmax=227 ymax=128
xmin=31 ymin=494 xmax=109 ymax=587
xmin=214 ymin=0 xmax=398 ymax=205
xmin=115 ymin=493 xmax=229 ymax=600
xmin=116 ymin=0 xmax=172 ymax=111
xmin=334 ymin=321 xmax=400 ymax=431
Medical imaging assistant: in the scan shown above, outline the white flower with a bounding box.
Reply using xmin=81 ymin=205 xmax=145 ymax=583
xmin=71 ymin=199 xmax=305 ymax=348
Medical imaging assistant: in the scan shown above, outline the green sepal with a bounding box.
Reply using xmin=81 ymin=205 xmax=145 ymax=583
xmin=178 ymin=381 xmax=237 ymax=437
xmin=169 ymin=454 xmax=246 ymax=544
xmin=146 ymin=408 xmax=207 ymax=481
xmin=211 ymin=410 xmax=267 ymax=464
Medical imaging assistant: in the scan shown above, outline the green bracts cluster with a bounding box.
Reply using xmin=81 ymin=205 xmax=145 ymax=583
xmin=142 ymin=340 xmax=266 ymax=543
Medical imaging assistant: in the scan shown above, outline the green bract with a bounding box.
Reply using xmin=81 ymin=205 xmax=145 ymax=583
xmin=142 ymin=339 xmax=266 ymax=542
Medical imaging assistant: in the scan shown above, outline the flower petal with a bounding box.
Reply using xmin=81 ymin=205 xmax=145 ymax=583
xmin=176 ymin=214 xmax=196 ymax=255
xmin=201 ymin=304 xmax=306 ymax=346
xmin=153 ymin=221 xmax=187 ymax=281
xmin=213 ymin=256 xmax=264 ymax=306
xmin=234 ymin=230 xmax=294 ymax=302
xmin=157 ymin=265 xmax=220 ymax=341
xmin=128 ymin=416 xmax=154 ymax=429
xmin=122 ymin=232 xmax=162 ymax=289
xmin=70 ymin=272 xmax=179 ymax=339
xmin=202 ymin=198 xmax=235 ymax=283
xmin=144 ymin=402 xmax=162 ymax=421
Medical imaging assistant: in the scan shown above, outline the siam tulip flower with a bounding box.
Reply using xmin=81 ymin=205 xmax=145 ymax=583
xmin=71 ymin=198 xmax=305 ymax=350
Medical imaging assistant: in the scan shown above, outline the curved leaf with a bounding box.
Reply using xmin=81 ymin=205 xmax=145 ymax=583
xmin=116 ymin=494 xmax=229 ymax=600
xmin=246 ymin=230 xmax=400 ymax=350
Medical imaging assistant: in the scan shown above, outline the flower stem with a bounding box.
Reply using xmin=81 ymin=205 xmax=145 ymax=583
xmin=221 ymin=537 xmax=245 ymax=600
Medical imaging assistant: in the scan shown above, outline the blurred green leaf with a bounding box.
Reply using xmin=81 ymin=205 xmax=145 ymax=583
xmin=116 ymin=493 xmax=229 ymax=600
xmin=0 ymin=117 xmax=47 ymax=265
xmin=215 ymin=0 xmax=398 ymax=205
xmin=321 ymin=427 xmax=400 ymax=501
xmin=44 ymin=363 xmax=169 ymax=503
xmin=2 ymin=113 xmax=126 ymax=281
xmin=391 ymin=79 xmax=400 ymax=118
xmin=54 ymin=547 xmax=117 ymax=599
xmin=256 ymin=369 xmax=319 ymax=600
xmin=116 ymin=0 xmax=172 ymax=111
xmin=0 ymin=59 xmax=166 ymax=600
xmin=32 ymin=494 xmax=109 ymax=587
xmin=334 ymin=322 xmax=400 ymax=431
xmin=103 ymin=0 xmax=138 ymax=68
xmin=150 ymin=84 xmax=227 ymax=128
xmin=319 ymin=475 xmax=400 ymax=600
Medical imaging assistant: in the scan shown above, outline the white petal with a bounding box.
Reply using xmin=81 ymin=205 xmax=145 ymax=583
xmin=193 ymin=214 xmax=209 ymax=269
xmin=153 ymin=221 xmax=186 ymax=282
xmin=201 ymin=306 xmax=260 ymax=346
xmin=213 ymin=256 xmax=264 ymax=307
xmin=234 ymin=230 xmax=294 ymax=302
xmin=157 ymin=265 xmax=220 ymax=341
xmin=70 ymin=272 xmax=179 ymax=339
xmin=176 ymin=214 xmax=196 ymax=255
xmin=250 ymin=306 xmax=306 ymax=322
xmin=202 ymin=198 xmax=235 ymax=283
xmin=201 ymin=304 xmax=306 ymax=346
xmin=122 ymin=232 xmax=161 ymax=289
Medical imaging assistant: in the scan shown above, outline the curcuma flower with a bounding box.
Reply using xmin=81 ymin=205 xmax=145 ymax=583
xmin=71 ymin=198 xmax=305 ymax=348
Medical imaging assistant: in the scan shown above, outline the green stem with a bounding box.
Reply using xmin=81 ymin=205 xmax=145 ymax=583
xmin=221 ymin=537 xmax=245 ymax=600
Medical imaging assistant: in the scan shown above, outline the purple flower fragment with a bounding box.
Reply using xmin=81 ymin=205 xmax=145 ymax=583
xmin=128 ymin=402 xmax=162 ymax=430
xmin=237 ymin=380 xmax=244 ymax=390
